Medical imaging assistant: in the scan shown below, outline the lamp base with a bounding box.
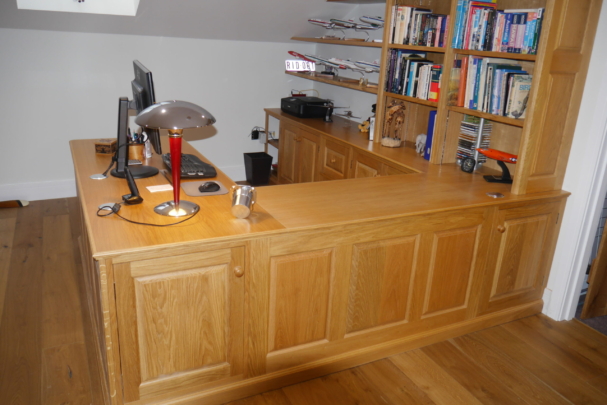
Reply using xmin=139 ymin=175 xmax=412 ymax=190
xmin=154 ymin=200 xmax=199 ymax=217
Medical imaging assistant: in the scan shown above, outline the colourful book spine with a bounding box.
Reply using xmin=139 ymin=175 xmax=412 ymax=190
xmin=457 ymin=56 xmax=469 ymax=107
xmin=424 ymin=110 xmax=438 ymax=160
xmin=502 ymin=13 xmax=513 ymax=52
xmin=428 ymin=65 xmax=442 ymax=102
xmin=452 ymin=0 xmax=466 ymax=48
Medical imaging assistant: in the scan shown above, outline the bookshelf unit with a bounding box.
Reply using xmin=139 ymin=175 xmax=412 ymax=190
xmin=288 ymin=0 xmax=601 ymax=195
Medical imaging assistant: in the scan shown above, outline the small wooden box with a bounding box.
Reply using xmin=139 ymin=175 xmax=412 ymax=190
xmin=95 ymin=139 xmax=117 ymax=154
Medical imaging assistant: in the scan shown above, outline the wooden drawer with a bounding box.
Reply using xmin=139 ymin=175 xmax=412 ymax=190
xmin=320 ymin=138 xmax=350 ymax=180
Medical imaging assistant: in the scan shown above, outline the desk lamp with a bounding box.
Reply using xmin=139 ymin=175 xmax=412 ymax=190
xmin=135 ymin=100 xmax=216 ymax=217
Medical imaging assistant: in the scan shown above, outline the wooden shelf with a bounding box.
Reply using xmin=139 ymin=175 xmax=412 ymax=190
xmin=291 ymin=37 xmax=383 ymax=48
xmin=268 ymin=139 xmax=279 ymax=149
xmin=385 ymin=92 xmax=439 ymax=108
xmin=447 ymin=106 xmax=525 ymax=128
xmin=388 ymin=44 xmax=447 ymax=54
xmin=453 ymin=49 xmax=537 ymax=61
xmin=285 ymin=71 xmax=378 ymax=94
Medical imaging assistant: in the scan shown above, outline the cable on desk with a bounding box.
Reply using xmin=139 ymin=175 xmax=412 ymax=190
xmin=96 ymin=203 xmax=198 ymax=227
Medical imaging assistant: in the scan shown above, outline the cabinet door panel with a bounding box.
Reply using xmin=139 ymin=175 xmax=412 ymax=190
xmin=114 ymin=248 xmax=245 ymax=402
xmin=278 ymin=125 xmax=297 ymax=184
xmin=135 ymin=266 xmax=227 ymax=381
xmin=268 ymin=249 xmax=333 ymax=352
xmin=479 ymin=202 xmax=562 ymax=314
xmin=422 ymin=226 xmax=479 ymax=317
xmin=346 ymin=237 xmax=419 ymax=334
xmin=351 ymin=151 xmax=381 ymax=179
xmin=298 ymin=136 xmax=319 ymax=183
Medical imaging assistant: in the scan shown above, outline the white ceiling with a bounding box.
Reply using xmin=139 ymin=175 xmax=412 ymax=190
xmin=1 ymin=0 xmax=384 ymax=43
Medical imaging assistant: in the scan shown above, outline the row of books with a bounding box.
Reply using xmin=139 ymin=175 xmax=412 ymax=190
xmin=451 ymin=56 xmax=532 ymax=119
xmin=388 ymin=6 xmax=450 ymax=48
xmin=385 ymin=50 xmax=442 ymax=102
xmin=457 ymin=115 xmax=492 ymax=163
xmin=452 ymin=0 xmax=544 ymax=55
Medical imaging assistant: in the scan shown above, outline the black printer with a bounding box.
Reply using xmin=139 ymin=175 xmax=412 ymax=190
xmin=281 ymin=97 xmax=333 ymax=120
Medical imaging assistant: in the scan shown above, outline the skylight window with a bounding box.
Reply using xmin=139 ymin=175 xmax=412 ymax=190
xmin=16 ymin=0 xmax=140 ymax=16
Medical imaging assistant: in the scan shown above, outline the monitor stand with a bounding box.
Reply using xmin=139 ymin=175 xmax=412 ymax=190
xmin=111 ymin=165 xmax=158 ymax=179
xmin=111 ymin=97 xmax=160 ymax=179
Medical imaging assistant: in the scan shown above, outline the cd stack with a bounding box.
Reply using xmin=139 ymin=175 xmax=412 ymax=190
xmin=457 ymin=115 xmax=492 ymax=163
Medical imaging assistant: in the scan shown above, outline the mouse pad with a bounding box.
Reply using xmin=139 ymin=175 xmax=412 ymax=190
xmin=182 ymin=180 xmax=229 ymax=197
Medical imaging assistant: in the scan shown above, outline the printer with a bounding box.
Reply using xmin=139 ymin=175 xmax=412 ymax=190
xmin=281 ymin=97 xmax=333 ymax=120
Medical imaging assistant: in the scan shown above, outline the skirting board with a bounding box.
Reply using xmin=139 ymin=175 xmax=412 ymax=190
xmin=0 ymin=179 xmax=77 ymax=202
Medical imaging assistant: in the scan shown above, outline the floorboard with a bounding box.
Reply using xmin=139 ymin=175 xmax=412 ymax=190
xmin=2 ymin=198 xmax=607 ymax=405
xmin=0 ymin=201 xmax=45 ymax=405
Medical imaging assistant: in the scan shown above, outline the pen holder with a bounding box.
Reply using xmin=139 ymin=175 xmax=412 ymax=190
xmin=128 ymin=143 xmax=145 ymax=161
xmin=231 ymin=185 xmax=256 ymax=219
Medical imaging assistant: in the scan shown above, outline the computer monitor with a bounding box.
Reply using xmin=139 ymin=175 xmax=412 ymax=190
xmin=132 ymin=60 xmax=162 ymax=154
xmin=110 ymin=61 xmax=161 ymax=179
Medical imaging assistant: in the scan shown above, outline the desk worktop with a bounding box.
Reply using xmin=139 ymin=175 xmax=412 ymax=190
xmin=71 ymin=135 xmax=567 ymax=259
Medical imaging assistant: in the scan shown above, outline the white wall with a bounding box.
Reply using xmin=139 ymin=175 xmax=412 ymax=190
xmin=542 ymin=2 xmax=607 ymax=320
xmin=0 ymin=28 xmax=313 ymax=201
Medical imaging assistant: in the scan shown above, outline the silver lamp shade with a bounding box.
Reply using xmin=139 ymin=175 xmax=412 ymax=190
xmin=135 ymin=100 xmax=216 ymax=130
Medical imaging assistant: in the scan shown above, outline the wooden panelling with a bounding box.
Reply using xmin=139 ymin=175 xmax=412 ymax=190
xmin=268 ymin=249 xmax=334 ymax=352
xmin=351 ymin=150 xmax=381 ymax=178
xmin=513 ymin=0 xmax=602 ymax=194
xmin=531 ymin=74 xmax=575 ymax=176
xmin=346 ymin=237 xmax=419 ymax=333
xmin=278 ymin=126 xmax=297 ymax=184
xmin=298 ymin=134 xmax=319 ymax=183
xmin=114 ymin=247 xmax=245 ymax=401
xmin=479 ymin=201 xmax=562 ymax=314
xmin=320 ymin=138 xmax=350 ymax=181
xmin=422 ymin=227 xmax=479 ymax=316
xmin=491 ymin=215 xmax=548 ymax=299
xmin=135 ymin=266 xmax=228 ymax=381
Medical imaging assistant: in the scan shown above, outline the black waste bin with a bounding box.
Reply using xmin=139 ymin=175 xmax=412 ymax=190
xmin=244 ymin=152 xmax=273 ymax=186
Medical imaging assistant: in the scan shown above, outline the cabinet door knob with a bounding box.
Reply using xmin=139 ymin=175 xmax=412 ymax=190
xmin=295 ymin=137 xmax=302 ymax=142
xmin=497 ymin=225 xmax=506 ymax=233
xmin=330 ymin=157 xmax=337 ymax=163
xmin=234 ymin=266 xmax=244 ymax=278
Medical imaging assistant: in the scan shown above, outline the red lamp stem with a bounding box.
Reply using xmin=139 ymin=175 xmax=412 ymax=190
xmin=168 ymin=130 xmax=183 ymax=207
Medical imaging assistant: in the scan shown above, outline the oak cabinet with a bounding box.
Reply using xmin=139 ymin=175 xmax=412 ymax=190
xmin=259 ymin=207 xmax=493 ymax=373
xmin=478 ymin=201 xmax=563 ymax=315
xmin=113 ymin=248 xmax=246 ymax=403
xmin=278 ymin=123 xmax=320 ymax=184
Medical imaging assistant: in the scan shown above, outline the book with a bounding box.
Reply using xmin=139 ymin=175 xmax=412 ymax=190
xmin=506 ymin=74 xmax=532 ymax=119
xmin=428 ymin=65 xmax=442 ymax=102
xmin=425 ymin=110 xmax=438 ymax=160
xmin=457 ymin=56 xmax=469 ymax=107
xmin=447 ymin=60 xmax=461 ymax=105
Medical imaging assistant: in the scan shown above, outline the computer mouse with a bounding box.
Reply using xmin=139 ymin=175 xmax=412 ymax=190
xmin=199 ymin=181 xmax=220 ymax=193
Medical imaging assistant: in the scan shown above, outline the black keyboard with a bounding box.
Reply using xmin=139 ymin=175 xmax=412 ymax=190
xmin=162 ymin=153 xmax=217 ymax=178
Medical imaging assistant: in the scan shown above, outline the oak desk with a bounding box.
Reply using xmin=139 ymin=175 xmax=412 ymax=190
xmin=71 ymin=137 xmax=567 ymax=405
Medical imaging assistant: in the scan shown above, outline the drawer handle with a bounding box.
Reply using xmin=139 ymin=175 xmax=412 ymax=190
xmin=234 ymin=266 xmax=244 ymax=278
xmin=497 ymin=225 xmax=506 ymax=233
xmin=330 ymin=158 xmax=337 ymax=163
xmin=294 ymin=137 xmax=302 ymax=142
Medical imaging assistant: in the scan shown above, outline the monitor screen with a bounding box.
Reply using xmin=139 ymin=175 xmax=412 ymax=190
xmin=132 ymin=60 xmax=162 ymax=155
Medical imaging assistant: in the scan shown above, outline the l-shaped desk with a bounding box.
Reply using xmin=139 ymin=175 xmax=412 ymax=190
xmin=71 ymin=114 xmax=567 ymax=405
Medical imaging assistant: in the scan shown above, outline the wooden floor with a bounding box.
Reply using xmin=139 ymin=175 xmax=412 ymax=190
xmin=2 ymin=199 xmax=607 ymax=405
